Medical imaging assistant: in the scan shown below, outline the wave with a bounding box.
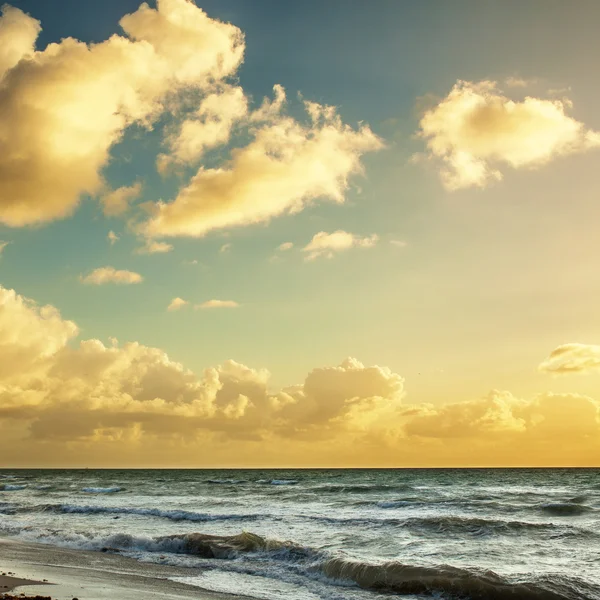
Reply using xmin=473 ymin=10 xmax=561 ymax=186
xmin=257 ymin=479 xmax=298 ymax=486
xmin=304 ymin=513 xmax=593 ymax=539
xmin=0 ymin=484 xmax=27 ymax=491
xmin=321 ymin=558 xmax=591 ymax=599
xmin=308 ymin=483 xmax=415 ymax=494
xmin=539 ymin=503 xmax=592 ymax=516
xmin=82 ymin=487 xmax=123 ymax=494
xmin=402 ymin=515 xmax=560 ymax=537
xmin=38 ymin=503 xmax=262 ymax=523
xmin=7 ymin=525 xmax=596 ymax=600
xmin=207 ymin=479 xmax=246 ymax=485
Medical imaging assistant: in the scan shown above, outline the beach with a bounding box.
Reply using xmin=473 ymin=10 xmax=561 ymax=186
xmin=0 ymin=537 xmax=244 ymax=600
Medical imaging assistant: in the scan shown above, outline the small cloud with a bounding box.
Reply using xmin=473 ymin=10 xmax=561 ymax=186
xmin=220 ymin=243 xmax=232 ymax=254
xmin=390 ymin=240 xmax=407 ymax=248
xmin=195 ymin=299 xmax=239 ymax=309
xmin=539 ymin=343 xmax=600 ymax=375
xmin=136 ymin=240 xmax=174 ymax=255
xmin=182 ymin=259 xmax=199 ymax=266
xmin=167 ymin=297 xmax=189 ymax=312
xmin=100 ymin=183 xmax=142 ymax=217
xmin=303 ymin=231 xmax=378 ymax=261
xmin=0 ymin=241 xmax=10 ymax=256
xmin=277 ymin=242 xmax=294 ymax=251
xmin=505 ymin=76 xmax=531 ymax=88
xmin=80 ymin=267 xmax=143 ymax=285
xmin=415 ymin=80 xmax=600 ymax=190
xmin=107 ymin=231 xmax=119 ymax=245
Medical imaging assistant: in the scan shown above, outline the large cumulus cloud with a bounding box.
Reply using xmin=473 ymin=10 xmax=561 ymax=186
xmin=0 ymin=0 xmax=243 ymax=226
xmin=1 ymin=285 xmax=598 ymax=466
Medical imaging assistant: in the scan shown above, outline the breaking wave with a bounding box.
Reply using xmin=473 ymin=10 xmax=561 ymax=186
xmin=0 ymin=484 xmax=27 ymax=491
xmin=82 ymin=487 xmax=123 ymax=494
xmin=321 ymin=558 xmax=593 ymax=599
xmin=38 ymin=504 xmax=262 ymax=523
xmin=6 ymin=525 xmax=597 ymax=600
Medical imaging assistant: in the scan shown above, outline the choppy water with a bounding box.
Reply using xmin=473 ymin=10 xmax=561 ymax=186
xmin=1 ymin=469 xmax=599 ymax=600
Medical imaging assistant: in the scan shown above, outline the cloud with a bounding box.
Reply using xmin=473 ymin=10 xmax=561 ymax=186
xmin=140 ymin=90 xmax=383 ymax=238
xmin=80 ymin=267 xmax=143 ymax=285
xmin=390 ymin=240 xmax=407 ymax=248
xmin=107 ymin=231 xmax=119 ymax=245
xmin=1 ymin=284 xmax=600 ymax=466
xmin=539 ymin=343 xmax=600 ymax=375
xmin=302 ymin=230 xmax=378 ymax=260
xmin=0 ymin=4 xmax=39 ymax=78
xmin=277 ymin=242 xmax=294 ymax=251
xmin=157 ymin=85 xmax=248 ymax=173
xmin=167 ymin=297 xmax=188 ymax=312
xmin=196 ymin=300 xmax=239 ymax=309
xmin=135 ymin=240 xmax=173 ymax=254
xmin=0 ymin=240 xmax=9 ymax=256
xmin=101 ymin=183 xmax=142 ymax=217
xmin=219 ymin=243 xmax=232 ymax=254
xmin=404 ymin=389 xmax=600 ymax=445
xmin=416 ymin=80 xmax=600 ymax=190
xmin=0 ymin=285 xmax=403 ymax=447
xmin=0 ymin=0 xmax=244 ymax=227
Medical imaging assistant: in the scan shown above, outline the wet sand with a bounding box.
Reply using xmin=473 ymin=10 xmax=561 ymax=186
xmin=0 ymin=538 xmax=248 ymax=600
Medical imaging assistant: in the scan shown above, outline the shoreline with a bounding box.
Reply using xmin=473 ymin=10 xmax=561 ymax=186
xmin=0 ymin=537 xmax=248 ymax=600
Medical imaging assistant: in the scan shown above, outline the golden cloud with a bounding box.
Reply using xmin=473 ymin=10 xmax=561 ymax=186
xmin=417 ymin=80 xmax=600 ymax=190
xmin=0 ymin=0 xmax=244 ymax=226
xmin=101 ymin=183 xmax=142 ymax=217
xmin=195 ymin=299 xmax=239 ymax=309
xmin=157 ymin=85 xmax=248 ymax=173
xmin=303 ymin=230 xmax=379 ymax=261
xmin=167 ymin=297 xmax=188 ymax=311
xmin=539 ymin=343 xmax=600 ymax=375
xmin=80 ymin=267 xmax=143 ymax=285
xmin=1 ymin=285 xmax=598 ymax=466
xmin=140 ymin=92 xmax=383 ymax=238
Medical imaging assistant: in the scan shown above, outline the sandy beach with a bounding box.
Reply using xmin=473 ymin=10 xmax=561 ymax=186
xmin=0 ymin=538 xmax=246 ymax=600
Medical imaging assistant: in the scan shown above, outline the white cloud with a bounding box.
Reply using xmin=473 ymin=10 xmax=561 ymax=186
xmin=416 ymin=80 xmax=600 ymax=190
xmin=101 ymin=183 xmax=142 ymax=217
xmin=302 ymin=230 xmax=378 ymax=261
xmin=219 ymin=243 xmax=232 ymax=254
xmin=0 ymin=0 xmax=244 ymax=227
xmin=196 ymin=300 xmax=239 ymax=309
xmin=140 ymin=90 xmax=383 ymax=238
xmin=80 ymin=267 xmax=143 ymax=285
xmin=539 ymin=343 xmax=600 ymax=375
xmin=277 ymin=242 xmax=294 ymax=251
xmin=135 ymin=240 xmax=173 ymax=254
xmin=0 ymin=240 xmax=9 ymax=256
xmin=157 ymin=85 xmax=248 ymax=173
xmin=390 ymin=240 xmax=407 ymax=248
xmin=107 ymin=231 xmax=119 ymax=245
xmin=167 ymin=297 xmax=188 ymax=312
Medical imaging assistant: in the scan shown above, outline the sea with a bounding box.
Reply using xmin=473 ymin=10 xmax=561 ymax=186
xmin=0 ymin=469 xmax=599 ymax=600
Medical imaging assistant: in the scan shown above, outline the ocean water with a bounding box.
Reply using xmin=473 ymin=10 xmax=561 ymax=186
xmin=0 ymin=469 xmax=599 ymax=600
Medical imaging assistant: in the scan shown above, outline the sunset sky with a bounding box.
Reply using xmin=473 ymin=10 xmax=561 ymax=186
xmin=1 ymin=0 xmax=600 ymax=467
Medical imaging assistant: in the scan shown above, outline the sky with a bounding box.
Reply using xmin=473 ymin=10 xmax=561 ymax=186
xmin=1 ymin=0 xmax=600 ymax=467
